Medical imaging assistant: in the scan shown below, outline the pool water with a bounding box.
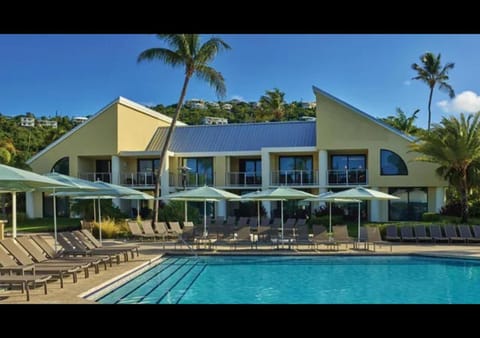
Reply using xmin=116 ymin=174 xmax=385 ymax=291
xmin=97 ymin=255 xmax=480 ymax=304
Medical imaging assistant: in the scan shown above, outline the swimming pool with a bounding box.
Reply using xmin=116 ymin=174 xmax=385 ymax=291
xmin=96 ymin=255 xmax=480 ymax=304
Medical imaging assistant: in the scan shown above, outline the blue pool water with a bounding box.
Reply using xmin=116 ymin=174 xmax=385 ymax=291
xmin=97 ymin=255 xmax=480 ymax=304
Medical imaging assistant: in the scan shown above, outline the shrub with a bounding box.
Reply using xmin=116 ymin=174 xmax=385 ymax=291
xmin=422 ymin=212 xmax=441 ymax=222
xmin=92 ymin=217 xmax=121 ymax=239
xmin=308 ymin=215 xmax=344 ymax=226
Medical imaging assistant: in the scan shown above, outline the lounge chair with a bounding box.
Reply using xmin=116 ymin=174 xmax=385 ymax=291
xmin=457 ymin=225 xmax=480 ymax=243
xmin=353 ymin=227 xmax=369 ymax=250
xmin=127 ymin=221 xmax=156 ymax=241
xmin=0 ymin=274 xmax=51 ymax=301
xmin=366 ymin=227 xmax=392 ymax=252
xmin=414 ymin=225 xmax=432 ymax=242
xmin=213 ymin=217 xmax=225 ymax=226
xmin=222 ymin=226 xmax=256 ymax=250
xmin=429 ymin=225 xmax=449 ymax=243
xmin=0 ymin=245 xmax=36 ymax=276
xmin=80 ymin=229 xmax=139 ymax=258
xmin=472 ymin=225 xmax=480 ymax=240
xmin=400 ymin=226 xmax=416 ymax=242
xmin=385 ymin=225 xmax=401 ymax=241
xmin=311 ymin=225 xmax=338 ymax=251
xmin=167 ymin=221 xmax=183 ymax=236
xmin=73 ymin=231 xmax=129 ymax=263
xmin=292 ymin=225 xmax=311 ymax=250
xmin=332 ymin=225 xmax=354 ymax=249
xmin=59 ymin=232 xmax=116 ymax=266
xmin=0 ymin=238 xmax=80 ymax=288
xmin=444 ymin=224 xmax=466 ymax=243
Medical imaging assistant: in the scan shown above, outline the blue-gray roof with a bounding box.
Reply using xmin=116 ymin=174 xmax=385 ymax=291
xmin=146 ymin=121 xmax=316 ymax=152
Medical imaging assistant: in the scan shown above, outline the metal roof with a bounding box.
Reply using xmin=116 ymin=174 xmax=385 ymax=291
xmin=146 ymin=121 xmax=316 ymax=152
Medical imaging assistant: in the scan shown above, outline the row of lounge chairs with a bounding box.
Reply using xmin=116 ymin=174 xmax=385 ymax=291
xmin=0 ymin=229 xmax=139 ymax=301
xmin=385 ymin=224 xmax=480 ymax=243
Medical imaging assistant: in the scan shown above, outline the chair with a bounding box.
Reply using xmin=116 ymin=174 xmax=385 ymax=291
xmin=414 ymin=225 xmax=432 ymax=242
xmin=444 ymin=224 xmax=466 ymax=243
xmin=311 ymin=225 xmax=338 ymax=251
xmin=56 ymin=233 xmax=113 ymax=268
xmin=385 ymin=225 xmax=401 ymax=241
xmin=399 ymin=226 xmax=416 ymax=242
xmin=332 ymin=225 xmax=354 ymax=249
xmin=429 ymin=225 xmax=449 ymax=243
xmin=73 ymin=231 xmax=128 ymax=263
xmin=127 ymin=221 xmax=156 ymax=241
xmin=366 ymin=227 xmax=392 ymax=252
xmin=353 ymin=227 xmax=369 ymax=250
xmin=457 ymin=225 xmax=480 ymax=243
xmin=80 ymin=229 xmax=139 ymax=258
xmin=0 ymin=274 xmax=51 ymax=301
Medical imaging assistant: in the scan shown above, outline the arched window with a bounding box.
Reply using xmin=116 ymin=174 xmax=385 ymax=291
xmin=380 ymin=149 xmax=407 ymax=175
xmin=51 ymin=157 xmax=69 ymax=175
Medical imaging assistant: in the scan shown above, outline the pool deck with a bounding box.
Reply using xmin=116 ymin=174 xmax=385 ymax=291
xmin=2 ymin=239 xmax=480 ymax=304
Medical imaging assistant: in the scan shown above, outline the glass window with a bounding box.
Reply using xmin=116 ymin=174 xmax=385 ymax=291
xmin=331 ymin=155 xmax=365 ymax=170
xmin=388 ymin=187 xmax=427 ymax=221
xmin=51 ymin=157 xmax=69 ymax=175
xmin=380 ymin=149 xmax=408 ymax=175
xmin=185 ymin=157 xmax=214 ymax=185
xmin=278 ymin=156 xmax=313 ymax=184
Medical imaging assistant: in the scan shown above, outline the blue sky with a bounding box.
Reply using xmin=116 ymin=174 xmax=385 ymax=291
xmin=1 ymin=34 xmax=480 ymax=129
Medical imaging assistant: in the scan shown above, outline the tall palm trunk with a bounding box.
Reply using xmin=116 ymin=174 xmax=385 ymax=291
xmin=460 ymin=173 xmax=469 ymax=223
xmin=152 ymin=75 xmax=191 ymax=225
xmin=427 ymin=86 xmax=434 ymax=132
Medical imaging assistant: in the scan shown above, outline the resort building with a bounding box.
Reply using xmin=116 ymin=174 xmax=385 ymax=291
xmin=201 ymin=116 xmax=228 ymax=125
xmin=20 ymin=117 xmax=35 ymax=127
xmin=25 ymin=86 xmax=447 ymax=222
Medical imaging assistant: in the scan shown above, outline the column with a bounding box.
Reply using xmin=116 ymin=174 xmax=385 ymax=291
xmin=435 ymin=187 xmax=446 ymax=213
xmin=111 ymin=155 xmax=121 ymax=208
xmin=26 ymin=191 xmax=35 ymax=219
xmin=261 ymin=149 xmax=272 ymax=218
xmin=318 ymin=150 xmax=328 ymax=191
xmin=160 ymin=152 xmax=171 ymax=197
xmin=370 ymin=186 xmax=380 ymax=222
xmin=216 ymin=200 xmax=226 ymax=219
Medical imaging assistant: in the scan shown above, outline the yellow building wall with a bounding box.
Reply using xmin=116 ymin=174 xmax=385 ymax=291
xmin=116 ymin=103 xmax=171 ymax=151
xmin=214 ymin=156 xmax=227 ymax=186
xmin=315 ymin=91 xmax=447 ymax=188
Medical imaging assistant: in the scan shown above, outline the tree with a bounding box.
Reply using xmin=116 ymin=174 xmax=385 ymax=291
xmin=0 ymin=139 xmax=16 ymax=164
xmin=381 ymin=108 xmax=420 ymax=135
xmin=138 ymin=34 xmax=231 ymax=223
xmin=410 ymin=113 xmax=480 ymax=222
xmin=411 ymin=52 xmax=455 ymax=131
xmin=259 ymin=88 xmax=285 ymax=121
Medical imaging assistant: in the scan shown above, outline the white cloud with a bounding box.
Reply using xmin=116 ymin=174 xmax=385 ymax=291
xmin=437 ymin=90 xmax=480 ymax=113
xmin=403 ymin=80 xmax=411 ymax=86
xmin=231 ymin=95 xmax=245 ymax=102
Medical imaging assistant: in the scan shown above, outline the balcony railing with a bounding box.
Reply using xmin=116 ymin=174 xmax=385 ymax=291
xmin=226 ymin=172 xmax=262 ymax=186
xmin=327 ymin=169 xmax=368 ymax=185
xmin=122 ymin=172 xmax=157 ymax=187
xmin=271 ymin=170 xmax=317 ymax=186
xmin=79 ymin=172 xmax=111 ymax=183
xmin=169 ymin=172 xmax=215 ymax=188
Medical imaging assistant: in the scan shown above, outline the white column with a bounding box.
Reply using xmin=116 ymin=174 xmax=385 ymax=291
xmin=318 ymin=150 xmax=328 ymax=191
xmin=216 ymin=200 xmax=226 ymax=219
xmin=160 ymin=152 xmax=171 ymax=197
xmin=111 ymin=155 xmax=121 ymax=208
xmin=261 ymin=149 xmax=272 ymax=218
xmin=26 ymin=191 xmax=35 ymax=219
xmin=435 ymin=187 xmax=446 ymax=213
xmin=11 ymin=192 xmax=16 ymax=238
xmin=370 ymin=186 xmax=380 ymax=222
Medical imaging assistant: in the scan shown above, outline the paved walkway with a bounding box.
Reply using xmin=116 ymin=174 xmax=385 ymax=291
xmin=2 ymin=239 xmax=480 ymax=304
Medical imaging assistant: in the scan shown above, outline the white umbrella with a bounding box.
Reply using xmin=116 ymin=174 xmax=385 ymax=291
xmin=238 ymin=187 xmax=316 ymax=245
xmin=0 ymin=164 xmax=70 ymax=238
xmin=160 ymin=186 xmax=241 ymax=237
xmin=329 ymin=187 xmax=400 ymax=241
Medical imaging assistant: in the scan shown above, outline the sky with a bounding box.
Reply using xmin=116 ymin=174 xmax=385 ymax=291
xmin=1 ymin=34 xmax=480 ymax=129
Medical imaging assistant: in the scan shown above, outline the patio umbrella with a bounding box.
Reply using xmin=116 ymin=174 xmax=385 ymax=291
xmin=305 ymin=191 xmax=361 ymax=234
xmin=235 ymin=190 xmax=264 ymax=232
xmin=160 ymin=185 xmax=241 ymax=237
xmin=0 ymin=164 xmax=70 ymax=238
xmin=239 ymin=187 xmax=316 ymax=244
xmin=42 ymin=172 xmax=100 ymax=252
xmin=54 ymin=180 xmax=148 ymax=243
xmin=329 ymin=187 xmax=400 ymax=241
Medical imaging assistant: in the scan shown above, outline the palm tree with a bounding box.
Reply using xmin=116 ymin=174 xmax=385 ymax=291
xmin=0 ymin=139 xmax=16 ymax=164
xmin=138 ymin=34 xmax=231 ymax=223
xmin=410 ymin=113 xmax=480 ymax=222
xmin=411 ymin=52 xmax=455 ymax=131
xmin=381 ymin=108 xmax=420 ymax=135
xmin=259 ymin=88 xmax=285 ymax=121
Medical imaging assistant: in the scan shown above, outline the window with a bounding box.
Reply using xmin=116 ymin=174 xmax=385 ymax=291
xmin=137 ymin=159 xmax=159 ymax=185
xmin=388 ymin=187 xmax=427 ymax=221
xmin=185 ymin=157 xmax=214 ymax=186
xmin=380 ymin=149 xmax=408 ymax=175
xmin=239 ymin=159 xmax=262 ymax=184
xmin=278 ymin=156 xmax=313 ymax=184
xmin=329 ymin=155 xmax=366 ymax=184
xmin=51 ymin=157 xmax=69 ymax=175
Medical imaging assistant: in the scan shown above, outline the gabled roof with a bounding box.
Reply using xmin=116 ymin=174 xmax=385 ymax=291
xmin=26 ymin=96 xmax=185 ymax=164
xmin=146 ymin=121 xmax=316 ymax=153
xmin=312 ymin=86 xmax=416 ymax=142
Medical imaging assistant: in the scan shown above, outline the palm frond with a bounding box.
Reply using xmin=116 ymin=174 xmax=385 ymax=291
xmin=137 ymin=48 xmax=184 ymax=68
xmin=195 ymin=65 xmax=227 ymax=98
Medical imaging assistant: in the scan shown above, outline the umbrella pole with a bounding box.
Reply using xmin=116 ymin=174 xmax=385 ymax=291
xmin=329 ymin=202 xmax=332 ymax=234
xmin=11 ymin=192 xmax=16 ymax=238
xmin=185 ymin=201 xmax=188 ymax=223
xmin=98 ymin=199 xmax=102 ymax=244
xmin=357 ymin=201 xmax=361 ymax=242
xmin=137 ymin=200 xmax=140 ymax=220
xmin=203 ymin=200 xmax=207 ymax=237
xmin=257 ymin=201 xmax=260 ymax=232
xmin=53 ymin=189 xmax=57 ymax=253
xmin=93 ymin=200 xmax=96 ymax=223
xmin=281 ymin=200 xmax=284 ymax=248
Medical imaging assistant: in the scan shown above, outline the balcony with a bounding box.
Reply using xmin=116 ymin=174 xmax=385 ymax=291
xmin=327 ymin=169 xmax=368 ymax=186
xmin=79 ymin=172 xmax=111 ymax=183
xmin=226 ymin=172 xmax=262 ymax=186
xmin=271 ymin=170 xmax=317 ymax=186
xmin=122 ymin=172 xmax=156 ymax=187
xmin=169 ymin=172 xmax=215 ymax=188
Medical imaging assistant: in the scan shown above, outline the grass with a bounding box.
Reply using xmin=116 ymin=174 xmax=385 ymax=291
xmin=3 ymin=217 xmax=81 ymax=233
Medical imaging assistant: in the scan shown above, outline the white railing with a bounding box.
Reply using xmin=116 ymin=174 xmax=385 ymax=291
xmin=121 ymin=172 xmax=156 ymax=186
xmin=327 ymin=169 xmax=368 ymax=185
xmin=270 ymin=170 xmax=317 ymax=185
xmin=169 ymin=172 xmax=215 ymax=187
xmin=226 ymin=172 xmax=262 ymax=186
xmin=79 ymin=172 xmax=111 ymax=183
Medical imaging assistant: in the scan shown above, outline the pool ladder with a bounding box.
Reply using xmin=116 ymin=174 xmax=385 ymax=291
xmin=179 ymin=236 xmax=198 ymax=259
